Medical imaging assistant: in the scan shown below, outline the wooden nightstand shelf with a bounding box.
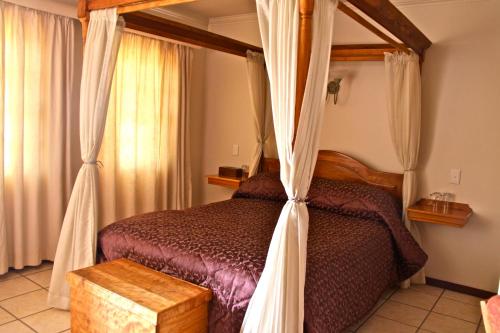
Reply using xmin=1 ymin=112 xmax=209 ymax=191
xmin=407 ymin=199 xmax=473 ymax=228
xmin=207 ymin=175 xmax=245 ymax=189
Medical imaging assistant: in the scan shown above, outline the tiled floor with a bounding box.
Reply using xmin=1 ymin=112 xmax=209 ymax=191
xmin=0 ymin=262 xmax=488 ymax=333
xmin=347 ymin=284 xmax=486 ymax=333
xmin=0 ymin=262 xmax=70 ymax=333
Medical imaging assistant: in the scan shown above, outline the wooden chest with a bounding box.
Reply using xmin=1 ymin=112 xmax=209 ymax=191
xmin=66 ymin=259 xmax=212 ymax=333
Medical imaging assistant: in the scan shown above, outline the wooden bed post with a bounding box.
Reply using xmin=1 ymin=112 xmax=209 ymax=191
xmin=294 ymin=0 xmax=314 ymax=144
xmin=78 ymin=0 xmax=89 ymax=42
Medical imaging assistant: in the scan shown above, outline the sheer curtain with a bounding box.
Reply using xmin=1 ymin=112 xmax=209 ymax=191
xmin=242 ymin=0 xmax=337 ymax=332
xmin=48 ymin=8 xmax=123 ymax=309
xmin=98 ymin=32 xmax=193 ymax=227
xmin=0 ymin=3 xmax=82 ymax=274
xmin=246 ymin=50 xmax=277 ymax=176
xmin=385 ymin=52 xmax=425 ymax=285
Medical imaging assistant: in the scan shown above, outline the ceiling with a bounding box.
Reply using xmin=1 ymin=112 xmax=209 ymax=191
xmin=167 ymin=0 xmax=256 ymax=18
xmin=49 ymin=0 xmax=256 ymax=22
xmin=52 ymin=0 xmax=435 ymax=20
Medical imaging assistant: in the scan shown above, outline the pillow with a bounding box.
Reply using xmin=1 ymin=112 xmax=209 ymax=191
xmin=233 ymin=172 xmax=286 ymax=202
xmin=307 ymin=177 xmax=402 ymax=221
xmin=234 ymin=172 xmax=402 ymax=221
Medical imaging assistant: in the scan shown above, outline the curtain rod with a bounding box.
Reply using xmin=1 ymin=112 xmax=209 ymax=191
xmin=123 ymin=28 xmax=202 ymax=49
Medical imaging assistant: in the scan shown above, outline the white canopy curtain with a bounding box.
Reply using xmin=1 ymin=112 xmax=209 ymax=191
xmin=246 ymin=50 xmax=277 ymax=176
xmin=48 ymin=8 xmax=124 ymax=309
xmin=98 ymin=31 xmax=193 ymax=227
xmin=0 ymin=3 xmax=82 ymax=275
xmin=242 ymin=0 xmax=337 ymax=332
xmin=385 ymin=51 xmax=425 ymax=285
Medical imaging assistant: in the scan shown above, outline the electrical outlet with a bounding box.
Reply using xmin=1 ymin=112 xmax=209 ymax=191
xmin=450 ymin=169 xmax=461 ymax=185
xmin=232 ymin=144 xmax=239 ymax=156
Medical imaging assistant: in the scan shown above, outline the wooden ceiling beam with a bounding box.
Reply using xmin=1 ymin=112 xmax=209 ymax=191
xmin=80 ymin=0 xmax=431 ymax=57
xmin=331 ymin=44 xmax=398 ymax=61
xmin=86 ymin=0 xmax=195 ymax=13
xmin=345 ymin=0 xmax=432 ymax=56
xmin=122 ymin=12 xmax=262 ymax=57
xmin=338 ymin=3 xmax=409 ymax=54
xmin=123 ymin=11 xmax=400 ymax=62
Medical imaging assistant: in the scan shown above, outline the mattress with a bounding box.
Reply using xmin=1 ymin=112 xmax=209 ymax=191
xmin=98 ymin=173 xmax=427 ymax=332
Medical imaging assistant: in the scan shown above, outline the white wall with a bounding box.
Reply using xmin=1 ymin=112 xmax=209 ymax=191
xmin=198 ymin=0 xmax=500 ymax=292
xmin=197 ymin=15 xmax=263 ymax=204
xmin=408 ymin=0 xmax=500 ymax=293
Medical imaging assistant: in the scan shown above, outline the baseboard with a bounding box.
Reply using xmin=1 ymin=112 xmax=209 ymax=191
xmin=426 ymin=277 xmax=496 ymax=299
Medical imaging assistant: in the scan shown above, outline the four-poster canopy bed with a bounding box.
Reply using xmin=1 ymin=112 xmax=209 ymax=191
xmin=51 ymin=0 xmax=432 ymax=332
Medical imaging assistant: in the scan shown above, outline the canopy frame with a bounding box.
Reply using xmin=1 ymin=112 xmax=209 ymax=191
xmin=77 ymin=0 xmax=432 ymax=149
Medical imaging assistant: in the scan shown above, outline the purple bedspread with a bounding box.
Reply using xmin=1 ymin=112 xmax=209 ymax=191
xmin=98 ymin=174 xmax=427 ymax=332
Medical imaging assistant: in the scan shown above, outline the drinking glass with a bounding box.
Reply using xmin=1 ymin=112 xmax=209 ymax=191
xmin=429 ymin=192 xmax=442 ymax=212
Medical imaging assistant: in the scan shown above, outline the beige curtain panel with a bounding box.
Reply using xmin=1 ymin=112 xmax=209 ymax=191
xmin=246 ymin=50 xmax=277 ymax=177
xmin=0 ymin=2 xmax=82 ymax=274
xmin=98 ymin=32 xmax=193 ymax=227
xmin=48 ymin=8 xmax=124 ymax=309
xmin=385 ymin=51 xmax=425 ymax=285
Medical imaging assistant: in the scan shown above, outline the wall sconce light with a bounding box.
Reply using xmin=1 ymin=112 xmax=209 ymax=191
xmin=327 ymin=78 xmax=342 ymax=105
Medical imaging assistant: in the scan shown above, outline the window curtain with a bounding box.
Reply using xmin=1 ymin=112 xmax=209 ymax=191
xmin=384 ymin=52 xmax=425 ymax=285
xmin=246 ymin=50 xmax=277 ymax=176
xmin=241 ymin=0 xmax=337 ymax=332
xmin=0 ymin=3 xmax=82 ymax=275
xmin=98 ymin=32 xmax=193 ymax=227
xmin=48 ymin=8 xmax=124 ymax=309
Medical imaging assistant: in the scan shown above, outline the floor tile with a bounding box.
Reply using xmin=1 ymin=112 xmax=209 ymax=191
xmin=17 ymin=262 xmax=53 ymax=276
xmin=0 ymin=320 xmax=35 ymax=333
xmin=0 ymin=271 xmax=20 ymax=282
xmin=421 ymin=312 xmax=477 ymax=333
xmin=390 ymin=288 xmax=439 ymax=310
xmin=25 ymin=269 xmax=52 ymax=288
xmin=0 ymin=307 xmax=15 ymax=325
xmin=21 ymin=308 xmax=70 ymax=333
xmin=412 ymin=284 xmax=444 ymax=297
xmin=0 ymin=289 xmax=50 ymax=318
xmin=442 ymin=290 xmax=482 ymax=306
xmin=433 ymin=297 xmax=482 ymax=323
xmin=0 ymin=277 xmax=41 ymax=301
xmin=376 ymin=300 xmax=429 ymax=327
xmin=358 ymin=315 xmax=417 ymax=333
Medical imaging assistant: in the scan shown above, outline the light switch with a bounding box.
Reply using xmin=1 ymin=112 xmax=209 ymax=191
xmin=232 ymin=144 xmax=239 ymax=156
xmin=450 ymin=168 xmax=461 ymax=184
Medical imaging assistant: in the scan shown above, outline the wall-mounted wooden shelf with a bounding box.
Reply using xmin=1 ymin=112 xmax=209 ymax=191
xmin=407 ymin=199 xmax=473 ymax=228
xmin=207 ymin=175 xmax=244 ymax=189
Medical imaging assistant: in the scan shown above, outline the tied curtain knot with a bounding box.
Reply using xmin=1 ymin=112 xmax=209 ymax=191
xmin=83 ymin=160 xmax=103 ymax=168
xmin=288 ymin=197 xmax=309 ymax=205
xmin=404 ymin=168 xmax=416 ymax=172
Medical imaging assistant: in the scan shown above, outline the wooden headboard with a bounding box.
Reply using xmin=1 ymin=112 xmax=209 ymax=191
xmin=262 ymin=150 xmax=403 ymax=200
